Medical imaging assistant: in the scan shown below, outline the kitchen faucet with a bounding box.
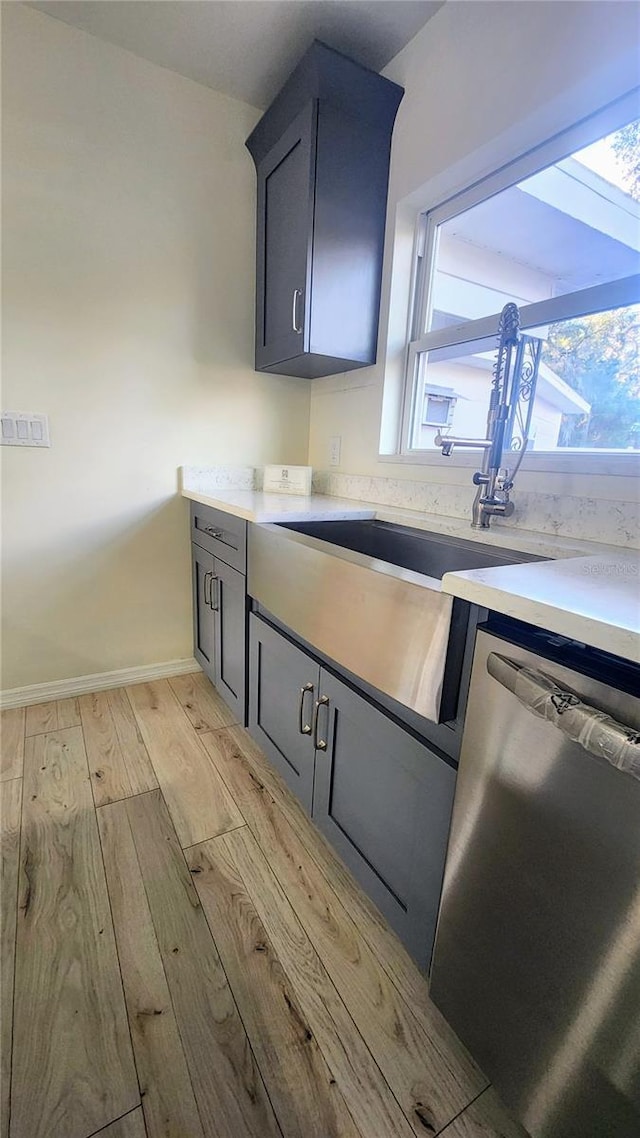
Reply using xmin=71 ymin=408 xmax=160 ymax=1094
xmin=435 ymin=302 xmax=534 ymax=529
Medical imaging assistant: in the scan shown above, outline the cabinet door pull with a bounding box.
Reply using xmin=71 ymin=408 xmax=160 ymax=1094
xmin=313 ymin=695 xmax=330 ymax=751
xmin=298 ymin=683 xmax=314 ymax=735
xmin=209 ymin=575 xmax=220 ymax=612
xmin=292 ymin=288 xmax=303 ymax=334
xmin=203 ymin=570 xmax=213 ymax=608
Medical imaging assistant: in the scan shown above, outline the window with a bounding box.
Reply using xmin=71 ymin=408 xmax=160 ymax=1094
xmin=422 ymin=388 xmax=456 ymax=428
xmin=402 ymin=105 xmax=640 ymax=461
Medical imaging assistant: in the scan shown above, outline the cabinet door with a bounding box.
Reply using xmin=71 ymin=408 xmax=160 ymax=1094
xmin=255 ymin=101 xmax=316 ymax=369
xmin=312 ymin=669 xmax=456 ymax=969
xmin=213 ymin=558 xmax=246 ymax=723
xmin=192 ymin=544 xmax=216 ymax=683
xmin=248 ymin=615 xmax=319 ymax=812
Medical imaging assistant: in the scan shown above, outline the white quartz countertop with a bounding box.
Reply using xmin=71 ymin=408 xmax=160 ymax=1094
xmin=182 ymin=484 xmax=624 ymax=559
xmin=182 ymin=482 xmax=639 ymax=662
xmin=442 ymin=554 xmax=640 ymax=664
xmin=182 ymin=487 xmax=376 ymax=523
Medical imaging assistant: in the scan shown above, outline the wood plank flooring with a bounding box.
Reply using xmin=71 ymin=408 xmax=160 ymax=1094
xmin=96 ymin=800 xmax=204 ymax=1138
xmin=126 ymin=680 xmax=243 ymax=847
xmin=25 ymin=697 xmax=81 ymax=736
xmin=12 ymin=728 xmax=138 ymax=1138
xmin=0 ymin=673 xmax=528 ymax=1138
xmin=80 ymin=688 xmax=157 ymax=806
xmin=1 ymin=779 xmax=21 ymax=1138
xmin=92 ymin=1110 xmax=146 ymax=1138
xmin=0 ymin=710 xmax=25 ymax=782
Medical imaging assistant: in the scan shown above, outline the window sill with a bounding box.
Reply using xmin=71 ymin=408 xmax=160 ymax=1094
xmin=378 ymin=449 xmax=640 ymax=477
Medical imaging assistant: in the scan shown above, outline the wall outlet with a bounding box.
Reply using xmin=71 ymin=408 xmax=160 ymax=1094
xmin=329 ymin=435 xmax=341 ymax=466
xmin=1 ymin=412 xmax=50 ymax=447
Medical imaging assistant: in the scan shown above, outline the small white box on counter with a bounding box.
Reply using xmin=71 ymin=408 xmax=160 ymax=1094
xmin=263 ymin=464 xmax=313 ymax=495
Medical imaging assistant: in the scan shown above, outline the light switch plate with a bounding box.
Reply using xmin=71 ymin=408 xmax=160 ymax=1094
xmin=1 ymin=412 xmax=51 ymax=447
xmin=263 ymin=464 xmax=313 ymax=495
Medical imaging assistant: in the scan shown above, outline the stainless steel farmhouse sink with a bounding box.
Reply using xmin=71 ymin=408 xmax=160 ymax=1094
xmin=248 ymin=519 xmax=540 ymax=724
xmin=281 ymin=519 xmax=533 ymax=577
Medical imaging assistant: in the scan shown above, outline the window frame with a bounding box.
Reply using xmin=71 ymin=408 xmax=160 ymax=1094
xmin=396 ymin=90 xmax=640 ymax=472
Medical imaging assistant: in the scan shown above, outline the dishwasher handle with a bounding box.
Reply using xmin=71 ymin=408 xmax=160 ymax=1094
xmin=487 ymin=652 xmax=640 ymax=782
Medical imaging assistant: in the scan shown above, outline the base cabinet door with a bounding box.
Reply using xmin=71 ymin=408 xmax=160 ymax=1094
xmin=312 ymin=668 xmax=456 ymax=970
xmin=248 ymin=615 xmax=319 ymax=812
xmin=192 ymin=544 xmax=216 ymax=683
xmin=213 ymin=558 xmax=247 ymax=723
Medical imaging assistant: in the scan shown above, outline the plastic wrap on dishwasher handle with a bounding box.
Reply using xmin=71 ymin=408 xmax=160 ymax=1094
xmin=487 ymin=652 xmax=640 ymax=783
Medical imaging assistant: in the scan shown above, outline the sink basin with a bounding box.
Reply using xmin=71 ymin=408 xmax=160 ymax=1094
xmin=249 ymin=519 xmax=541 ymax=724
xmin=278 ymin=519 xmax=538 ymax=577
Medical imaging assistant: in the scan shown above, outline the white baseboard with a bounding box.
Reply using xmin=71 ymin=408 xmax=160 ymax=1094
xmin=0 ymin=658 xmax=201 ymax=710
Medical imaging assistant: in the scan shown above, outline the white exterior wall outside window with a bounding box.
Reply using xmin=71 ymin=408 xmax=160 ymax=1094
xmin=401 ymin=94 xmax=640 ymax=467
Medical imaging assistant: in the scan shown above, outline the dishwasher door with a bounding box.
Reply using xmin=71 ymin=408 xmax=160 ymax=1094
xmin=429 ymin=628 xmax=640 ymax=1138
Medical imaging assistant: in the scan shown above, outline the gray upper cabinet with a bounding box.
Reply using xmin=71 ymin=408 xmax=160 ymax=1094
xmin=191 ymin=502 xmax=247 ymax=724
xmin=246 ymin=41 xmax=403 ymax=379
xmin=257 ymin=102 xmax=317 ymax=371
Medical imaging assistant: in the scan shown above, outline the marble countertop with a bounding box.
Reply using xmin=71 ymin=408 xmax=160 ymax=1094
xmin=182 ymin=480 xmax=639 ymax=662
xmin=442 ymin=554 xmax=640 ymax=664
xmin=182 ymin=484 xmax=624 ymax=560
xmin=181 ymin=487 xmax=376 ymax=523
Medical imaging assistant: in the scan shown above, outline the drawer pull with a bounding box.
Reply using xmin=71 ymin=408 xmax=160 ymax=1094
xmin=203 ymin=526 xmax=224 ymax=539
xmin=313 ymin=696 xmax=330 ymax=751
xmin=298 ymin=683 xmax=314 ymax=735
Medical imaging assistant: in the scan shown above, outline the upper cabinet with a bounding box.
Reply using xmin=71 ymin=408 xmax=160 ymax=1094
xmin=246 ymin=41 xmax=403 ymax=379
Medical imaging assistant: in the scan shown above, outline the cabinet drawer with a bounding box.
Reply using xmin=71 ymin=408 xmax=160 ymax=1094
xmin=190 ymin=502 xmax=246 ymax=573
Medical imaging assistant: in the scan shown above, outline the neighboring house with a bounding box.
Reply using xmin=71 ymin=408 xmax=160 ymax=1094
xmin=417 ymin=356 xmax=591 ymax=451
xmin=420 ymin=153 xmax=640 ymax=449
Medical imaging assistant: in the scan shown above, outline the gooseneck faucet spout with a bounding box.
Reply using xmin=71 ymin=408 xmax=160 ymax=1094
xmin=433 ymin=435 xmax=492 ymax=456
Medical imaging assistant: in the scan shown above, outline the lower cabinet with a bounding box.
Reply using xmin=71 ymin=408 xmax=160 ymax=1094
xmin=193 ymin=543 xmax=216 ymax=680
xmin=248 ymin=614 xmax=456 ymax=968
xmin=192 ymin=543 xmax=246 ymax=723
xmin=248 ymin=614 xmax=319 ymax=811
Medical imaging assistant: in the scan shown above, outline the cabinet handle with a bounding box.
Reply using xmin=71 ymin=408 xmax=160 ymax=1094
xmin=203 ymin=570 xmax=213 ymax=607
xmin=203 ymin=526 xmax=224 ymax=539
xmin=298 ymin=683 xmax=314 ymax=735
xmin=313 ymin=696 xmax=330 ymax=751
xmin=292 ymin=288 xmax=303 ymax=334
xmin=209 ymin=575 xmax=220 ymax=611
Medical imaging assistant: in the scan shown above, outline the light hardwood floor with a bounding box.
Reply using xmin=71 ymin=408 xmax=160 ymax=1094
xmin=0 ymin=676 xmax=529 ymax=1138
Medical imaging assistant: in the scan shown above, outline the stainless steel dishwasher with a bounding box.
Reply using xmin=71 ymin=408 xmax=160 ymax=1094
xmin=429 ymin=616 xmax=640 ymax=1138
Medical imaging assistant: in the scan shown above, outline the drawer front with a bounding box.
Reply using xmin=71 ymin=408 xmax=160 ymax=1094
xmin=191 ymin=502 xmax=246 ymax=573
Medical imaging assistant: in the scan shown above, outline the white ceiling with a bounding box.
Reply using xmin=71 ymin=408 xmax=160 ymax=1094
xmin=27 ymin=1 xmax=443 ymax=108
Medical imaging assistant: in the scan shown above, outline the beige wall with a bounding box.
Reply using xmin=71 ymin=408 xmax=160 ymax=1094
xmin=1 ymin=5 xmax=310 ymax=690
xmin=308 ymin=0 xmax=640 ymax=508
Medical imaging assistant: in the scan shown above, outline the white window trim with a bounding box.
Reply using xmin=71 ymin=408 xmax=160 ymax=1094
xmin=391 ymin=88 xmax=640 ymax=476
